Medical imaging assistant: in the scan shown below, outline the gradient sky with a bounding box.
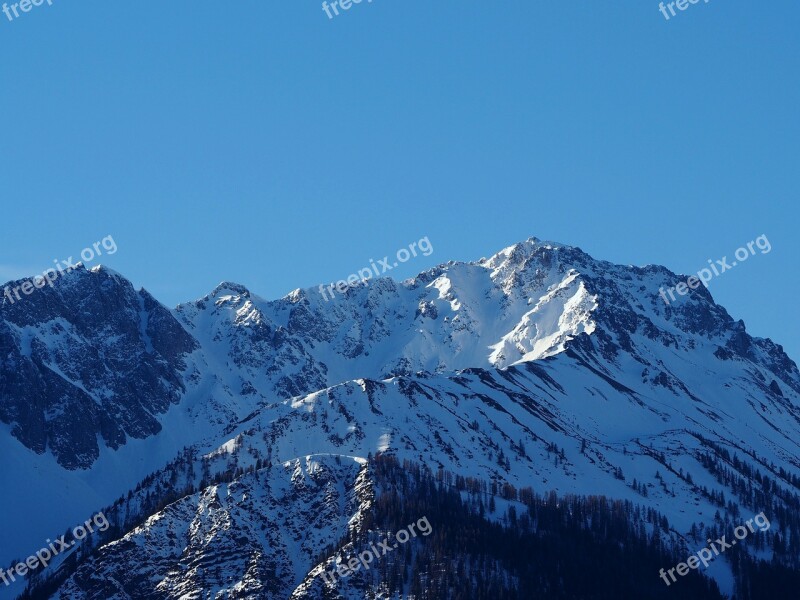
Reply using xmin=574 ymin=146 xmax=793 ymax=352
xmin=1 ymin=1 xmax=798 ymax=358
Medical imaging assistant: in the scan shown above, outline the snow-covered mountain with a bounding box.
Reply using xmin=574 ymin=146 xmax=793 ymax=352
xmin=0 ymin=264 xmax=196 ymax=469
xmin=1 ymin=237 xmax=798 ymax=599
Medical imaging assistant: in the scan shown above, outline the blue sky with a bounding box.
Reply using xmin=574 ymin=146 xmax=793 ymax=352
xmin=1 ymin=0 xmax=798 ymax=358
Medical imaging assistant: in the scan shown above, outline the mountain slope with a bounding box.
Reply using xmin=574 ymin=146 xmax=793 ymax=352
xmin=2 ymin=237 xmax=799 ymax=598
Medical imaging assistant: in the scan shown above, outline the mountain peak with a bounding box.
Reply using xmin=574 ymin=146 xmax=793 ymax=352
xmin=209 ymin=281 xmax=251 ymax=299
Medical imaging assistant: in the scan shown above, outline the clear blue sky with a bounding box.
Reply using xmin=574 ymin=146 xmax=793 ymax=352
xmin=1 ymin=1 xmax=798 ymax=359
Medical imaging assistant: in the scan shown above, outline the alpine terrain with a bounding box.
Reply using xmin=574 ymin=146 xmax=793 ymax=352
xmin=1 ymin=237 xmax=799 ymax=599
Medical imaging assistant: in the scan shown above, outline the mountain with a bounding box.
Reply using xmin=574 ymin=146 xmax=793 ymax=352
xmin=1 ymin=238 xmax=799 ymax=599
xmin=0 ymin=264 xmax=196 ymax=469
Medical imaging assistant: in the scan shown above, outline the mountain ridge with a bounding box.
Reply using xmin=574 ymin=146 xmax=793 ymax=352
xmin=1 ymin=236 xmax=799 ymax=598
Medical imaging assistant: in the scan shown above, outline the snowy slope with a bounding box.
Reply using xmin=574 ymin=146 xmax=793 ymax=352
xmin=42 ymin=354 xmax=800 ymax=596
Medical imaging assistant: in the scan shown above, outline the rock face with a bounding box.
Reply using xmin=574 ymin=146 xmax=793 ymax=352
xmin=52 ymin=456 xmax=371 ymax=600
xmin=3 ymin=238 xmax=800 ymax=598
xmin=0 ymin=265 xmax=197 ymax=469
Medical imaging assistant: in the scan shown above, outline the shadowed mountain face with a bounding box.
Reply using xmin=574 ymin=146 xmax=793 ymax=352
xmin=0 ymin=265 xmax=197 ymax=469
xmin=2 ymin=238 xmax=799 ymax=598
